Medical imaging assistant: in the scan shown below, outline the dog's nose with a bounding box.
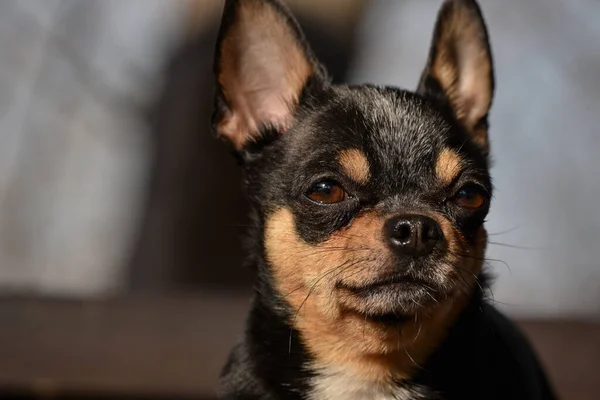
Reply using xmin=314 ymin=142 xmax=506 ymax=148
xmin=385 ymin=214 xmax=443 ymax=257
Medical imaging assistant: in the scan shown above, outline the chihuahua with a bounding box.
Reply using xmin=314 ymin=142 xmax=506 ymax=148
xmin=212 ymin=0 xmax=556 ymax=399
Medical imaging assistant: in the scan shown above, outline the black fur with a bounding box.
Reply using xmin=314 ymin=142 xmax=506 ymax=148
xmin=212 ymin=0 xmax=557 ymax=399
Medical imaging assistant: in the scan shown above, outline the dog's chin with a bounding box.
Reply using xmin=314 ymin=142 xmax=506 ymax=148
xmin=336 ymin=276 xmax=451 ymax=320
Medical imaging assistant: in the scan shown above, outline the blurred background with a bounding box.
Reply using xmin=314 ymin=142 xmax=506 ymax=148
xmin=0 ymin=0 xmax=598 ymax=399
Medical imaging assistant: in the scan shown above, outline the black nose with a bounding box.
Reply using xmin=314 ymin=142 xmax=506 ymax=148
xmin=385 ymin=214 xmax=443 ymax=257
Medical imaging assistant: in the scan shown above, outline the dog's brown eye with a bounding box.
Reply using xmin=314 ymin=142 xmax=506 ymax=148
xmin=306 ymin=180 xmax=347 ymax=204
xmin=454 ymin=184 xmax=486 ymax=209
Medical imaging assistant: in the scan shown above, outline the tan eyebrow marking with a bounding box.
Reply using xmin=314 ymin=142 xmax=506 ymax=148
xmin=338 ymin=148 xmax=370 ymax=184
xmin=436 ymin=148 xmax=463 ymax=184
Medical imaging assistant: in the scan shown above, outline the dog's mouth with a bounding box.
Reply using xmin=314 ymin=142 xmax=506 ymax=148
xmin=337 ymin=276 xmax=433 ymax=295
xmin=336 ymin=273 xmax=449 ymax=317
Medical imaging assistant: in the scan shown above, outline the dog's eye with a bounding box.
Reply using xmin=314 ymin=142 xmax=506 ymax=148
xmin=306 ymin=180 xmax=348 ymax=204
xmin=454 ymin=184 xmax=487 ymax=209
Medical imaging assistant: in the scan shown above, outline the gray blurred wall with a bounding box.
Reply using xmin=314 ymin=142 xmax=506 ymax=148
xmin=0 ymin=0 xmax=185 ymax=295
xmin=351 ymin=0 xmax=600 ymax=319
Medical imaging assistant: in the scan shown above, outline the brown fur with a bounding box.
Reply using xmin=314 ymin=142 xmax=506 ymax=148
xmin=435 ymin=148 xmax=463 ymax=185
xmin=264 ymin=208 xmax=485 ymax=382
xmin=338 ymin=149 xmax=371 ymax=184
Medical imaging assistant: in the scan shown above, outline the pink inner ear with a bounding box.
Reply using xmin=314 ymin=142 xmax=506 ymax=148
xmin=457 ymin=41 xmax=492 ymax=131
xmin=216 ymin=1 xmax=314 ymax=149
xmin=218 ymin=92 xmax=294 ymax=149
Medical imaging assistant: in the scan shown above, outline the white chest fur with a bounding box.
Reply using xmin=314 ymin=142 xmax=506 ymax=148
xmin=309 ymin=367 xmax=412 ymax=400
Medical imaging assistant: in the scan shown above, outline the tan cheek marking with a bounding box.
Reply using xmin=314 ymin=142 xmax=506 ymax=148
xmin=435 ymin=213 xmax=486 ymax=290
xmin=264 ymin=208 xmax=341 ymax=316
xmin=264 ymin=208 xmax=485 ymax=384
xmin=264 ymin=210 xmax=398 ymax=381
xmin=338 ymin=148 xmax=370 ymax=184
xmin=264 ymin=209 xmax=385 ymax=319
xmin=435 ymin=214 xmax=463 ymax=260
xmin=435 ymin=148 xmax=463 ymax=185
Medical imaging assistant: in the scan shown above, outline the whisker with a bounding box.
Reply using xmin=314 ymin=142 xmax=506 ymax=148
xmin=445 ymin=260 xmax=484 ymax=294
xmin=487 ymin=225 xmax=522 ymax=237
xmin=422 ymin=289 xmax=439 ymax=304
xmin=447 ymin=249 xmax=512 ymax=273
xmin=487 ymin=240 xmax=539 ymax=250
xmin=412 ymin=316 xmax=423 ymax=343
xmin=403 ymin=343 xmax=421 ymax=370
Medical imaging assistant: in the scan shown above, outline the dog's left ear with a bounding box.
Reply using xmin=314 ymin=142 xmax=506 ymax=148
xmin=417 ymin=0 xmax=494 ymax=152
xmin=213 ymin=0 xmax=324 ymax=151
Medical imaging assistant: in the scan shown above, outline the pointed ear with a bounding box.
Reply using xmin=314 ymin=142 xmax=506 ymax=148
xmin=417 ymin=0 xmax=494 ymax=152
xmin=213 ymin=0 xmax=324 ymax=150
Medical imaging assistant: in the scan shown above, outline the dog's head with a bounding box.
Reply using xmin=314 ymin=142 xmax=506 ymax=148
xmin=213 ymin=0 xmax=494 ymax=369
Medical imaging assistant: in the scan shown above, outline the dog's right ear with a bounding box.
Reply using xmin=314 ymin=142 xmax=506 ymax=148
xmin=417 ymin=0 xmax=494 ymax=153
xmin=213 ymin=0 xmax=324 ymax=151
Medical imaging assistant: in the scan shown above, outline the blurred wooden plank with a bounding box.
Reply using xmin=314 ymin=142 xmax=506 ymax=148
xmin=520 ymin=320 xmax=600 ymax=400
xmin=0 ymin=294 xmax=597 ymax=398
xmin=0 ymin=293 xmax=251 ymax=398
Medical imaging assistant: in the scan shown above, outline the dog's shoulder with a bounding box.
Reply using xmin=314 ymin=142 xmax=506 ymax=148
xmin=421 ymin=299 xmax=557 ymax=400
xmin=219 ymin=341 xmax=272 ymax=400
xmin=476 ymin=303 xmax=557 ymax=400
